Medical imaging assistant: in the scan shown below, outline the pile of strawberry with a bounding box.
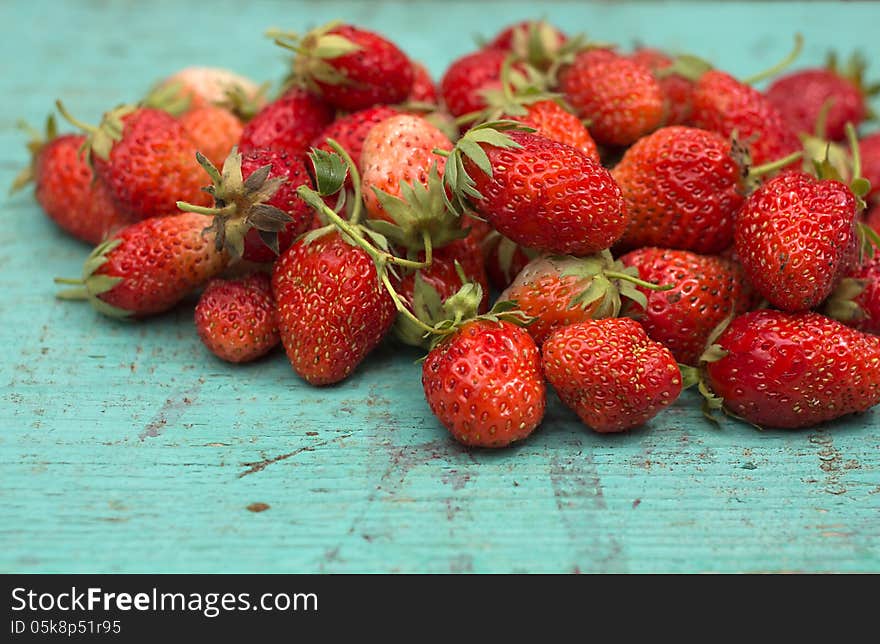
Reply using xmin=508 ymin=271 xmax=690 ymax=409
xmin=14 ymin=19 xmax=880 ymax=447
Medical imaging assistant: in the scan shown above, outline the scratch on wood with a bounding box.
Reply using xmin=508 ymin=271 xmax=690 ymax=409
xmin=809 ymin=430 xmax=854 ymax=495
xmin=138 ymin=383 xmax=203 ymax=440
xmin=238 ymin=434 xmax=352 ymax=478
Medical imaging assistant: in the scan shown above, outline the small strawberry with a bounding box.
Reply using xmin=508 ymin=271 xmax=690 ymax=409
xmin=195 ymin=272 xmax=279 ymax=363
xmin=542 ymin=318 xmax=683 ymax=433
xmin=765 ymin=52 xmax=878 ymax=141
xmin=55 ymin=212 xmax=228 ymax=318
xmin=444 ymin=123 xmax=626 ymax=256
xmin=558 ymin=48 xmax=665 ymax=146
xmin=178 ymin=147 xmax=314 ymax=263
xmin=629 ymin=48 xmax=695 ymax=125
xmin=361 ymin=113 xmax=453 ymax=222
xmin=619 ymin=248 xmax=754 ymax=365
xmin=408 ymin=61 xmax=438 ymax=104
xmin=11 ymin=116 xmax=129 ymax=244
xmin=238 ymin=88 xmax=334 ymax=156
xmin=440 ymin=48 xmax=508 ymax=118
xmin=734 ymin=170 xmax=859 ymax=312
xmin=701 ymin=310 xmax=880 ymax=428
xmin=422 ymin=317 xmax=546 ymax=448
xmin=275 ymin=22 xmax=413 ymax=111
xmin=56 ymin=102 xmax=212 ymax=220
xmin=499 ymin=251 xmax=664 ymax=345
xmin=859 ymin=131 xmax=880 ymax=202
xmin=149 ymin=66 xmax=264 ymax=114
xmin=824 ymin=253 xmax=880 ymax=335
xmin=178 ymin=105 xmax=243 ymax=169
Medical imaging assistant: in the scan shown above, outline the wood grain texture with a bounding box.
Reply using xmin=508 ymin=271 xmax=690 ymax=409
xmin=1 ymin=0 xmax=878 ymax=574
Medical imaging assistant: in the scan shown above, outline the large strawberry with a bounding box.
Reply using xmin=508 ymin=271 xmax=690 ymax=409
xmin=734 ymin=170 xmax=859 ymax=311
xmin=195 ymin=272 xmax=279 ymax=363
xmin=765 ymin=52 xmax=878 ymax=141
xmin=361 ymin=113 xmax=453 ymax=222
xmin=422 ymin=317 xmax=546 ymax=448
xmin=542 ymin=318 xmax=683 ymax=433
xmin=56 ymin=212 xmax=228 ymax=318
xmin=701 ymin=310 xmax=880 ymax=428
xmin=56 ymin=102 xmax=212 ymax=220
xmin=12 ymin=116 xmax=129 ymax=244
xmin=443 ymin=123 xmax=626 ymax=256
xmin=619 ymin=248 xmax=754 ymax=365
xmin=440 ymin=48 xmax=508 ymax=118
xmin=275 ymin=22 xmax=413 ymax=111
xmin=238 ymin=88 xmax=334 ymax=156
xmin=558 ymin=48 xmax=665 ymax=146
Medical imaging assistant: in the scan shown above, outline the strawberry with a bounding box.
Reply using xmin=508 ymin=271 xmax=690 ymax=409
xmin=178 ymin=147 xmax=314 ymax=264
xmin=558 ymin=48 xmax=665 ymax=146
xmin=195 ymin=272 xmax=279 ymax=363
xmin=408 ymin=61 xmax=438 ymax=104
xmin=509 ymin=99 xmax=599 ymax=162
xmin=542 ymin=318 xmax=683 ymax=433
xmin=824 ymin=253 xmax=880 ymax=335
xmin=486 ymin=20 xmax=568 ymax=70
xmin=702 ymin=310 xmax=880 ymax=428
xmin=440 ymin=48 xmax=508 ymax=118
xmin=361 ymin=113 xmax=453 ymax=222
xmin=57 ymin=103 xmax=212 ymax=221
xmin=689 ymin=69 xmax=801 ymax=166
xmin=765 ymin=53 xmax=877 ymax=141
xmin=444 ymin=124 xmax=626 ymax=256
xmin=629 ymin=48 xmax=695 ymax=125
xmin=56 ymin=212 xmax=227 ymax=318
xmin=619 ymin=248 xmax=754 ymax=365
xmin=276 ymin=23 xmax=413 ymax=111
xmin=483 ymin=231 xmax=534 ymax=290
xmin=422 ymin=318 xmax=545 ymax=447
xmin=611 ymin=126 xmax=748 ymax=254
xmin=272 ymin=231 xmax=397 ymax=385
xmin=499 ymin=251 xmax=659 ymax=346
xmin=12 ymin=117 xmax=129 ymax=244
xmin=150 ymin=66 xmax=264 ymax=114
xmin=859 ymin=132 xmax=880 ymax=202
xmin=734 ymin=170 xmax=859 ymax=311
xmin=178 ymin=105 xmax=243 ymax=169
xmin=238 ymin=88 xmax=334 ymax=156
xmin=867 ymin=201 xmax=880 ymax=235
xmin=311 ymin=105 xmax=399 ymax=178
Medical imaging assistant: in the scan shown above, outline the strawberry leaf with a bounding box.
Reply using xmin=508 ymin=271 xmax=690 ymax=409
xmin=309 ymin=148 xmax=349 ymax=197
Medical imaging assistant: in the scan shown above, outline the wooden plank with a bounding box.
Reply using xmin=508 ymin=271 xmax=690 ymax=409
xmin=1 ymin=0 xmax=878 ymax=573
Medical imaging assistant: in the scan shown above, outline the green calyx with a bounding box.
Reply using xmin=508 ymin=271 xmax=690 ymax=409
xmin=484 ymin=231 xmax=539 ymax=284
xmin=142 ymin=80 xmax=192 ymax=116
xmin=9 ymin=114 xmax=59 ymax=194
xmin=656 ymin=54 xmax=714 ymax=83
xmin=827 ymin=50 xmax=880 ymax=117
xmin=221 ymin=81 xmax=270 ymax=122
xmin=823 ymin=277 xmax=868 ymax=323
xmin=508 ymin=20 xmax=572 ymax=70
xmin=55 ymin=99 xmax=137 ymax=167
xmin=54 ymin=238 xmax=130 ymax=318
xmin=273 ymin=21 xmax=362 ymax=93
xmin=368 ymin=164 xmax=466 ymax=257
xmin=176 ymin=147 xmax=291 ymax=260
xmin=441 ymin=120 xmax=533 ymax=216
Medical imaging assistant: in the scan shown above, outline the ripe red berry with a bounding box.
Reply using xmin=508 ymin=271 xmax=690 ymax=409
xmin=238 ymin=88 xmax=334 ymax=156
xmin=440 ymin=49 xmax=508 ymax=118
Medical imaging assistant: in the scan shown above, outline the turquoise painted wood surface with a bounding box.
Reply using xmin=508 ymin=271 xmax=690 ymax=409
xmin=2 ymin=0 xmax=879 ymax=574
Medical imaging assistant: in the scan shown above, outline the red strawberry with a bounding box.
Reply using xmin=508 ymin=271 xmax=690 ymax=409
xmin=12 ymin=118 xmax=129 ymax=244
xmin=422 ymin=318 xmax=545 ymax=447
xmin=558 ymin=48 xmax=665 ymax=146
xmin=542 ymin=318 xmax=683 ymax=433
xmin=690 ymin=69 xmax=801 ymax=166
xmin=509 ymin=99 xmax=599 ymax=162
xmin=445 ymin=125 xmax=626 ymax=256
xmin=238 ymin=88 xmax=334 ymax=156
xmin=361 ymin=113 xmax=453 ymax=222
xmin=272 ymin=231 xmax=397 ymax=385
xmin=56 ymin=212 xmax=228 ymax=318
xmin=859 ymin=132 xmax=880 ymax=202
xmin=277 ymin=23 xmax=413 ymax=111
xmin=486 ymin=20 xmax=568 ymax=70
xmin=499 ymin=252 xmax=654 ymax=346
xmin=702 ymin=310 xmax=880 ymax=428
xmin=483 ymin=232 xmax=534 ymax=290
xmin=57 ymin=103 xmax=212 ymax=220
xmin=765 ymin=53 xmax=877 ymax=141
xmin=178 ymin=147 xmax=315 ymax=264
xmin=619 ymin=248 xmax=754 ymax=365
xmin=408 ymin=62 xmax=438 ymax=104
xmin=150 ymin=66 xmax=264 ymax=113
xmin=178 ymin=105 xmax=243 ymax=169
xmin=629 ymin=48 xmax=695 ymax=125
xmin=611 ymin=126 xmax=747 ymax=254
xmin=195 ymin=272 xmax=279 ymax=363
xmin=734 ymin=170 xmax=858 ymax=311
xmin=440 ymin=48 xmax=508 ymax=118
xmin=825 ymin=253 xmax=880 ymax=335
xmin=311 ymin=105 xmax=399 ymax=175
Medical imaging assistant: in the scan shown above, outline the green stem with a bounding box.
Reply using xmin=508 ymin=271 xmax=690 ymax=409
xmin=432 ymin=148 xmax=451 ymax=158
xmin=325 ymin=138 xmax=363 ymax=224
xmin=422 ymin=230 xmax=433 ymax=268
xmin=748 ymin=150 xmax=804 ymax=179
xmin=54 ymin=100 xmax=97 ymax=134
xmin=454 ymin=111 xmax=482 ymax=127
xmin=742 ymin=33 xmax=803 ymax=85
xmin=846 ymin=122 xmax=862 ymax=181
xmin=381 ymin=273 xmax=450 ymax=337
xmin=605 ymin=271 xmax=675 ymax=291
xmin=176 ymin=201 xmax=233 ymax=217
xmin=54 ymin=277 xmax=84 ymax=286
